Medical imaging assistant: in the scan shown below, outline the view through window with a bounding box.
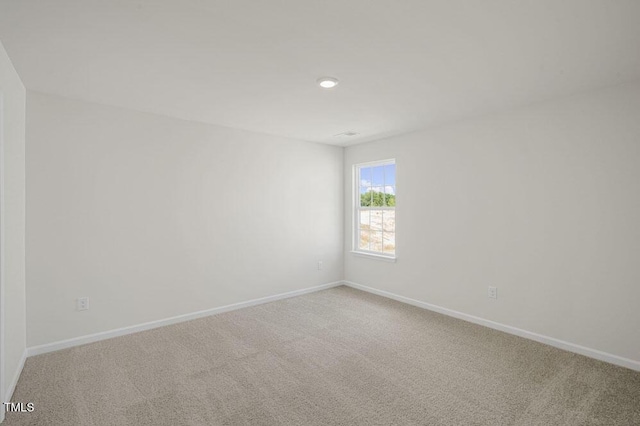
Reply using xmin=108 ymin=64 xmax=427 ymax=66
xmin=355 ymin=160 xmax=396 ymax=257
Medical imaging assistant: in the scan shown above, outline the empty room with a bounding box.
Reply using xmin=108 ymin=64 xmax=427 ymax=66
xmin=1 ymin=1 xmax=639 ymax=425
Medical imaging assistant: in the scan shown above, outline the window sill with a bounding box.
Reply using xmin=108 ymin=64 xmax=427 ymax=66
xmin=350 ymin=251 xmax=397 ymax=263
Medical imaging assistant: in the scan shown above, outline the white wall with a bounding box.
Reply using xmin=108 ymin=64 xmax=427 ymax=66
xmin=26 ymin=92 xmax=343 ymax=347
xmin=0 ymin=40 xmax=27 ymax=413
xmin=21 ymin=77 xmax=640 ymax=366
xmin=344 ymin=82 xmax=640 ymax=364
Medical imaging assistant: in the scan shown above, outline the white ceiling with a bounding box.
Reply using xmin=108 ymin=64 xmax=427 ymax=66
xmin=1 ymin=0 xmax=639 ymax=146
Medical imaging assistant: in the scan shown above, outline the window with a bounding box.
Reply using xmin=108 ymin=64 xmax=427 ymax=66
xmin=354 ymin=159 xmax=396 ymax=258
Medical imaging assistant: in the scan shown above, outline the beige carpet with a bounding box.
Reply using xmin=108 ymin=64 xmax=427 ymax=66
xmin=5 ymin=286 xmax=640 ymax=425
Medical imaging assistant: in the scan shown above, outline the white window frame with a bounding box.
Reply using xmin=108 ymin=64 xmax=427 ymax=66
xmin=352 ymin=159 xmax=397 ymax=261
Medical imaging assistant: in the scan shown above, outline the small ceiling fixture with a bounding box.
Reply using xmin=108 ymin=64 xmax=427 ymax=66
xmin=317 ymin=77 xmax=339 ymax=89
xmin=334 ymin=131 xmax=359 ymax=137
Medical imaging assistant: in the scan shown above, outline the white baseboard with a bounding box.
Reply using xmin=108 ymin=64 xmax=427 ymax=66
xmin=27 ymin=281 xmax=343 ymax=357
xmin=25 ymin=279 xmax=640 ymax=372
xmin=343 ymin=280 xmax=640 ymax=372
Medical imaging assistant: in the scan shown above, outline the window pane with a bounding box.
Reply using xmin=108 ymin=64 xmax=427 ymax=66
xmin=369 ymin=210 xmax=383 ymax=231
xmin=359 ymin=230 xmax=370 ymax=251
xmin=359 ymin=211 xmax=371 ymax=230
xmin=371 ymin=186 xmax=384 ymax=206
xmin=384 ymin=164 xmax=396 ymax=206
xmin=383 ymin=186 xmax=395 ymax=206
xmin=360 ymin=188 xmax=373 ymax=207
xmin=383 ymin=232 xmax=396 ymax=254
xmin=370 ymin=231 xmax=383 ymax=252
xmin=359 ymin=167 xmax=372 ymax=186
xmin=372 ymin=166 xmax=384 ymax=186
xmin=384 ymin=164 xmax=396 ymax=186
xmin=383 ymin=210 xmax=395 ymax=232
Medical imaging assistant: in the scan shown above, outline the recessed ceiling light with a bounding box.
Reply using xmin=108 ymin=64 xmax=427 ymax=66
xmin=317 ymin=77 xmax=339 ymax=89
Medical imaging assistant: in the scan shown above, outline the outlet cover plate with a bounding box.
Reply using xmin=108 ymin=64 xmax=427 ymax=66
xmin=488 ymin=287 xmax=497 ymax=299
xmin=77 ymin=297 xmax=89 ymax=311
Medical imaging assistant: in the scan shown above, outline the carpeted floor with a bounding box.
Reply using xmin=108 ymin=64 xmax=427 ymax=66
xmin=5 ymin=286 xmax=640 ymax=425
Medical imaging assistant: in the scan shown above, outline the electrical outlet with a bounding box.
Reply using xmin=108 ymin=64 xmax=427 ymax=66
xmin=488 ymin=287 xmax=497 ymax=299
xmin=77 ymin=297 xmax=89 ymax=311
xmin=317 ymin=261 xmax=323 ymax=271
